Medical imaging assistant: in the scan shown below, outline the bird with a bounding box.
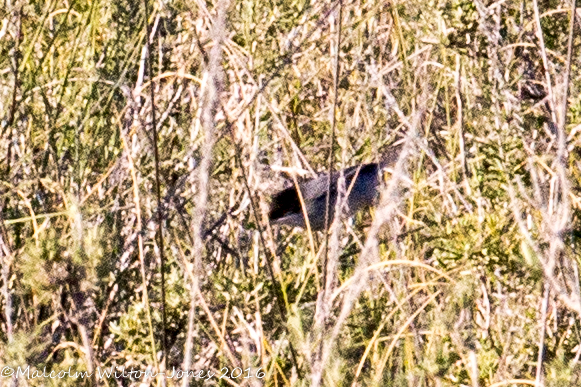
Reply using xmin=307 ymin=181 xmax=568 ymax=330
xmin=268 ymin=152 xmax=399 ymax=231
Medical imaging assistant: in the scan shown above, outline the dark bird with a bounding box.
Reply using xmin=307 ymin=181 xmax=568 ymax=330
xmin=268 ymin=160 xmax=394 ymax=231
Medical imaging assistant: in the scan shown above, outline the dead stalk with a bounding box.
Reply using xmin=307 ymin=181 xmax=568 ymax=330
xmin=183 ymin=0 xmax=230 ymax=382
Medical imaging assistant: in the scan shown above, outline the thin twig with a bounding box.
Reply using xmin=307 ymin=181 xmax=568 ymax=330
xmin=183 ymin=0 xmax=230 ymax=382
xmin=559 ymin=0 xmax=577 ymax=147
xmin=142 ymin=0 xmax=168 ymax=373
xmin=120 ymin=118 xmax=158 ymax=370
xmin=535 ymin=285 xmax=550 ymax=387
xmin=455 ymin=54 xmax=471 ymax=196
xmin=312 ymin=2 xmax=343 ymax=385
xmin=531 ymin=0 xmax=558 ymax=125
xmin=323 ymin=0 xmax=344 ymax=274
xmin=0 ymin=213 xmax=14 ymax=345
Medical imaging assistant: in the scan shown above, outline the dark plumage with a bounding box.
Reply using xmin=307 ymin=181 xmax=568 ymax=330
xmin=268 ymin=163 xmax=383 ymax=230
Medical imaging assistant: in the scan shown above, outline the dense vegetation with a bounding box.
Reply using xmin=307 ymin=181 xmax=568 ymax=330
xmin=1 ymin=0 xmax=581 ymax=385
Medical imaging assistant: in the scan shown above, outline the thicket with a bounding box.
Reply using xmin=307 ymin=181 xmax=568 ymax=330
xmin=1 ymin=0 xmax=581 ymax=386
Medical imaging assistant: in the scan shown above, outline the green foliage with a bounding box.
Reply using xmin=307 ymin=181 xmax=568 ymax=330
xmin=2 ymin=0 xmax=581 ymax=385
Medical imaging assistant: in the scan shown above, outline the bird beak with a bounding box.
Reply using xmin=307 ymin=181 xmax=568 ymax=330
xmin=382 ymin=166 xmax=395 ymax=180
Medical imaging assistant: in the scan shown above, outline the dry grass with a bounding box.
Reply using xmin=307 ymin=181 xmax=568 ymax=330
xmin=1 ymin=0 xmax=581 ymax=386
